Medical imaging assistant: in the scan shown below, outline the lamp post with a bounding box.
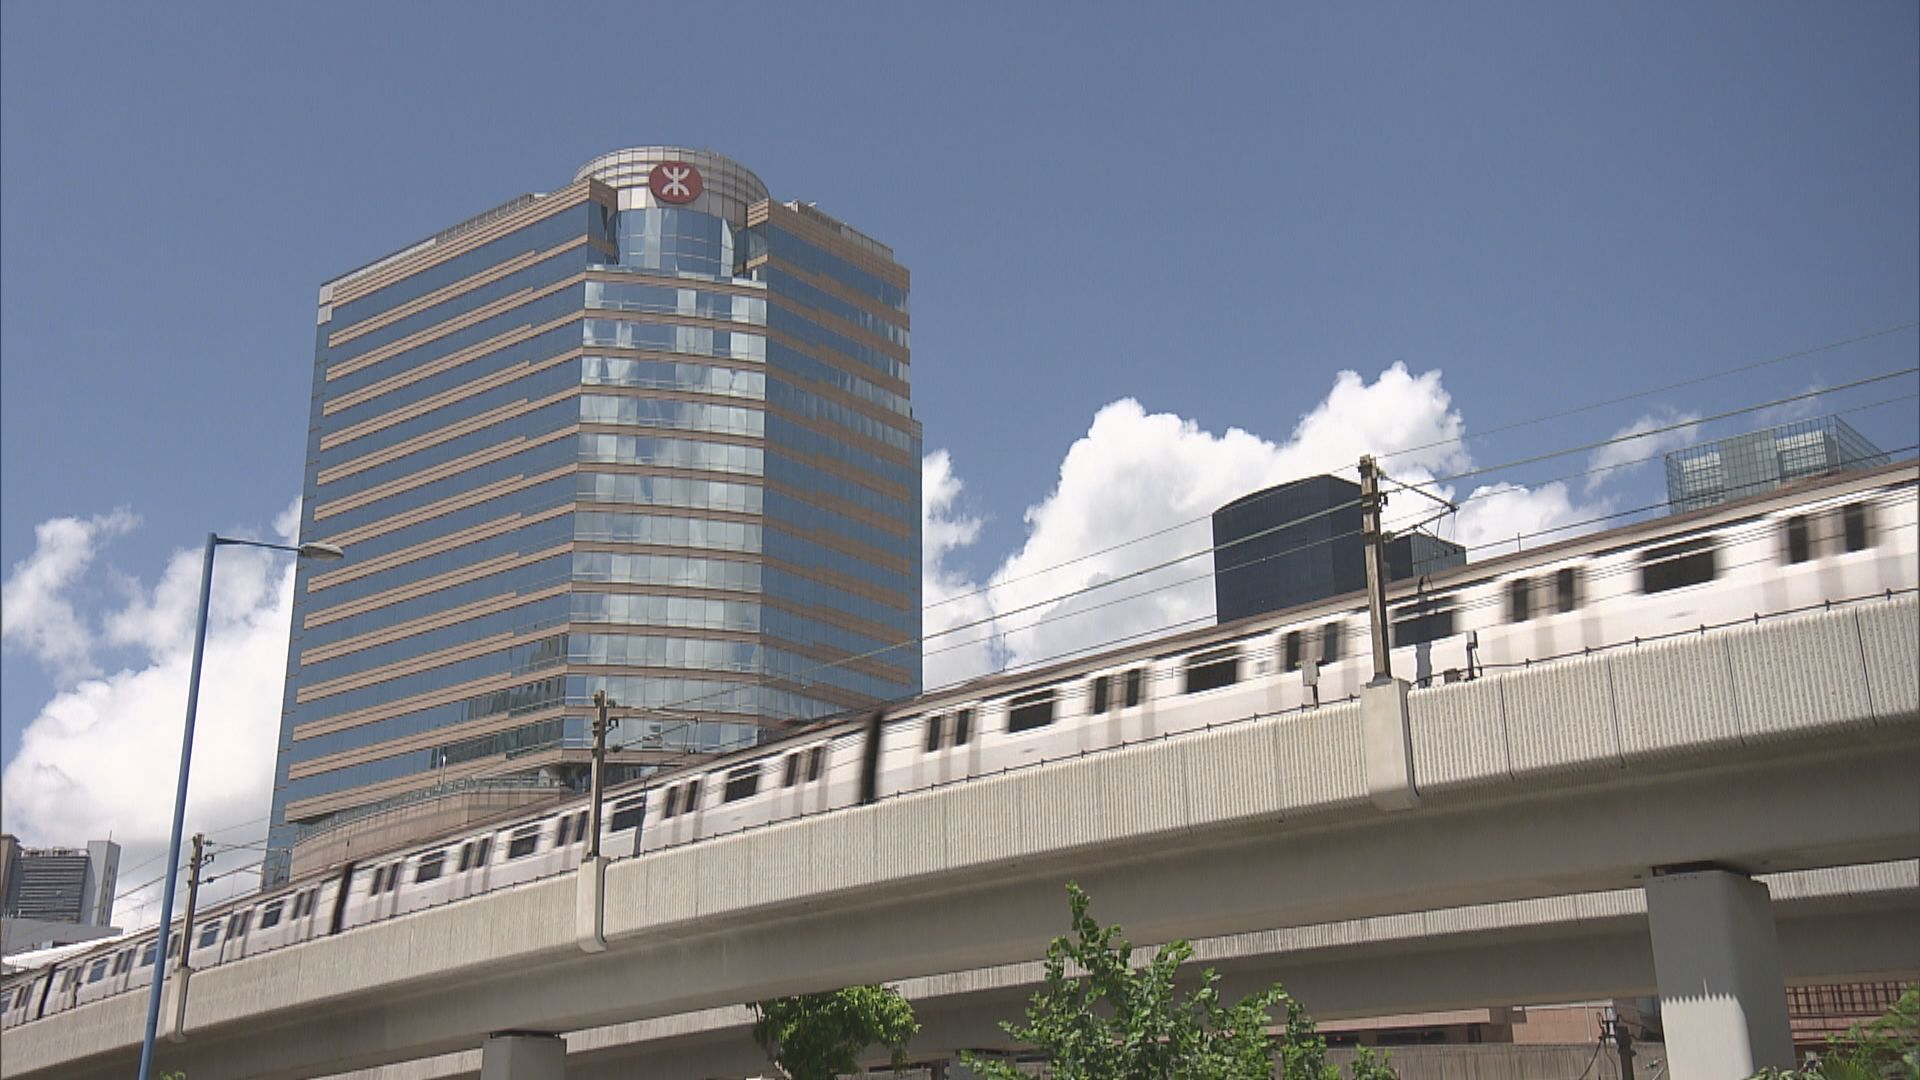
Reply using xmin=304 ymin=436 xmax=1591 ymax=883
xmin=137 ymin=533 xmax=343 ymax=1080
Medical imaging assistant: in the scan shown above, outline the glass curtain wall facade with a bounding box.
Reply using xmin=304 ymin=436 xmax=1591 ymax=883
xmin=1664 ymin=415 xmax=1890 ymax=514
xmin=267 ymin=148 xmax=920 ymax=883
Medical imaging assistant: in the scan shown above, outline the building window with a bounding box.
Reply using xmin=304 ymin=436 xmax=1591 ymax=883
xmin=1554 ymin=568 xmax=1580 ymax=614
xmin=724 ymin=764 xmax=761 ymax=803
xmin=1185 ymin=648 xmax=1239 ymax=694
xmin=1007 ymin=689 xmax=1056 ymax=733
xmin=1283 ymin=631 xmax=1304 ymax=672
xmin=1784 ymin=515 xmax=1811 ymax=564
xmin=1091 ymin=676 xmax=1111 ymax=715
xmin=1641 ymin=538 xmax=1718 ymax=593
xmin=953 ymin=708 xmax=974 ymax=745
xmin=1842 ymin=502 xmax=1870 ymax=552
xmin=1506 ymin=578 xmax=1532 ymax=623
xmin=924 ymin=714 xmax=945 ymax=752
xmin=1123 ymin=669 xmax=1144 ymax=708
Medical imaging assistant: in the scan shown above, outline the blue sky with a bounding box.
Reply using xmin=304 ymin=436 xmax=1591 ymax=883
xmin=2 ymin=4 xmax=1915 ymax=891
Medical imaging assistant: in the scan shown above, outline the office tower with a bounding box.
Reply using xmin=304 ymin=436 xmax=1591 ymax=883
xmin=1212 ymin=475 xmax=1465 ymax=624
xmin=268 ymin=148 xmax=918 ymax=883
xmin=0 ymin=836 xmax=120 ymax=947
xmin=1665 ymin=415 xmax=1890 ymax=513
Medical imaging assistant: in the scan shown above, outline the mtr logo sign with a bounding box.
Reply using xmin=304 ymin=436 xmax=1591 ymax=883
xmin=648 ymin=161 xmax=703 ymax=204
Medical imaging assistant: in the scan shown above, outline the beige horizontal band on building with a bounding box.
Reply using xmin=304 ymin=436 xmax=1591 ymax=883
xmin=306 ymin=545 xmax=574 ymax=628
xmin=312 ymin=427 xmax=575 ymax=521
xmin=328 ymin=275 xmax=587 ymax=382
xmin=308 ymin=505 xmax=572 ymax=592
xmin=299 ymin=583 xmax=573 ymax=667
xmin=327 ymin=180 xmax=607 ymax=308
xmin=329 ymin=238 xmax=600 ymax=347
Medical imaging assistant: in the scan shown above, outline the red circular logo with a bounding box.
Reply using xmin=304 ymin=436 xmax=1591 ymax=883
xmin=648 ymin=162 xmax=703 ymax=204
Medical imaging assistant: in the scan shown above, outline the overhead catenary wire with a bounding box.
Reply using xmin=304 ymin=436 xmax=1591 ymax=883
xmin=925 ymin=322 xmax=1919 ymax=610
xmin=634 ymin=369 xmax=1920 ymax=722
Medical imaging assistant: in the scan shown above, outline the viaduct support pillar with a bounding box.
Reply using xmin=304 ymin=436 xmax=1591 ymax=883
xmin=1645 ymin=867 xmax=1793 ymax=1079
xmin=480 ymin=1032 xmax=565 ymax=1080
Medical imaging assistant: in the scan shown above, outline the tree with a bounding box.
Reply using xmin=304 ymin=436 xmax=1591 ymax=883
xmin=961 ymin=883 xmax=1398 ymax=1080
xmin=1750 ymin=988 xmax=1919 ymax=1080
xmin=751 ymin=984 xmax=921 ymax=1080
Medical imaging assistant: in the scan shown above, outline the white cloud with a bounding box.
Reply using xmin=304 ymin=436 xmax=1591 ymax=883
xmin=921 ymin=364 xmax=1618 ymax=687
xmin=1584 ymin=408 xmax=1701 ymax=494
xmin=1 ymin=510 xmax=297 ymax=929
xmin=922 ymin=451 xmax=998 ymax=688
xmin=1 ymin=509 xmax=139 ymax=684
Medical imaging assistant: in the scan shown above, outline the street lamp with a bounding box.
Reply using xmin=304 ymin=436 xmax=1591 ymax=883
xmin=137 ymin=533 xmax=343 ymax=1080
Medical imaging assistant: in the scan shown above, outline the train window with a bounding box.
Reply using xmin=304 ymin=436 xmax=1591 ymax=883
xmin=458 ymin=844 xmax=473 ymax=873
xmin=370 ymin=867 xmax=387 ymax=894
xmin=1123 ymin=670 xmax=1143 ymax=708
xmin=294 ymin=890 xmax=316 ymax=918
xmin=1284 ymin=631 xmax=1304 ymax=672
xmin=1506 ymin=578 xmax=1532 ymax=623
xmin=387 ymin=864 xmax=405 ymax=892
xmin=723 ymin=764 xmax=761 ymax=803
xmin=925 ymin=714 xmax=945 ymax=752
xmin=141 ymin=941 xmax=157 ymax=966
xmin=1185 ymin=648 xmax=1239 ymax=694
xmin=1555 ymin=568 xmax=1580 ymax=614
xmin=1784 ymin=515 xmax=1812 ymax=564
xmin=88 ymin=958 xmax=109 ymax=983
xmin=684 ymin=778 xmax=702 ymax=810
xmin=228 ymin=911 xmax=251 ymax=937
xmin=782 ymin=752 xmax=800 ymax=787
xmin=197 ymin=923 xmax=220 ymax=949
xmin=954 ymin=708 xmax=974 ymax=745
xmin=475 ymin=839 xmax=491 ymax=866
xmin=808 ymin=746 xmax=826 ymax=781
xmin=1091 ymin=676 xmax=1111 ymax=715
xmin=415 ymin=854 xmax=445 ymax=884
xmin=556 ymin=816 xmax=573 ymax=848
xmin=1391 ymin=599 xmax=1457 ymax=648
xmin=168 ymin=934 xmax=180 ymax=960
xmin=1842 ymin=502 xmax=1870 ymax=552
xmin=1320 ymin=623 xmax=1344 ymax=663
xmin=1641 ymin=538 xmax=1718 ymax=594
xmin=663 ymin=787 xmax=681 ymax=818
xmin=574 ymin=810 xmax=589 ymax=839
xmin=1007 ymin=689 xmax=1057 ymax=733
xmin=260 ymin=900 xmax=284 ymax=930
xmin=611 ymin=797 xmax=646 ymax=832
xmin=507 ymin=830 xmax=540 ymax=860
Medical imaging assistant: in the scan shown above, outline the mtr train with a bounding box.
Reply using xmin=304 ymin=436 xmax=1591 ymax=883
xmin=5 ymin=461 xmax=1916 ymax=1030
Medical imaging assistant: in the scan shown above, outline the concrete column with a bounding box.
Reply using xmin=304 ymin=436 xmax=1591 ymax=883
xmin=480 ymin=1032 xmax=566 ymax=1080
xmin=1361 ymin=677 xmax=1420 ymax=811
xmin=1645 ymin=868 xmax=1793 ymax=1079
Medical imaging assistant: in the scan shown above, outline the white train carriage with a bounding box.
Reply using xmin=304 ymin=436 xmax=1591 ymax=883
xmin=6 ymin=464 xmax=1913 ymax=1034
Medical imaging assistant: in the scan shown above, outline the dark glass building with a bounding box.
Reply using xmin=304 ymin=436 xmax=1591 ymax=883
xmin=1212 ymin=475 xmax=1464 ymax=624
xmin=267 ymin=148 xmax=919 ymax=883
xmin=1665 ymin=415 xmax=1889 ymax=514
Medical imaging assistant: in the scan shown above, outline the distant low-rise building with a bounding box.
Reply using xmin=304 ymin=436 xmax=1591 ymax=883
xmin=1212 ymin=475 xmax=1465 ymax=624
xmin=1665 ymin=415 xmax=1889 ymax=514
xmin=0 ymin=835 xmax=120 ymax=953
